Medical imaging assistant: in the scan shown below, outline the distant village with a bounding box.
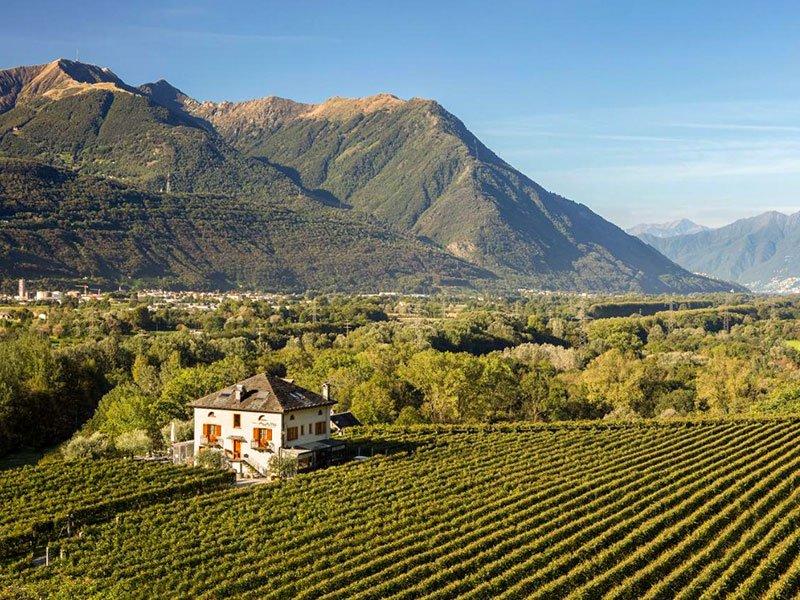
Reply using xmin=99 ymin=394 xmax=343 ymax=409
xmin=5 ymin=278 xmax=592 ymax=307
xmin=4 ymin=278 xmax=351 ymax=307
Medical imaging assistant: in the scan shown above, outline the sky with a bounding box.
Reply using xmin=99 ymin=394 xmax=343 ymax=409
xmin=2 ymin=0 xmax=800 ymax=228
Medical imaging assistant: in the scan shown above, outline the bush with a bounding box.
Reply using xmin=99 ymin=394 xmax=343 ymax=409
xmin=63 ymin=432 xmax=112 ymax=460
xmin=269 ymin=454 xmax=298 ymax=479
xmin=195 ymin=448 xmax=224 ymax=470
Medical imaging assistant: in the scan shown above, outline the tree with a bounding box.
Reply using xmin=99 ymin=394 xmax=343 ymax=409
xmin=696 ymin=347 xmax=758 ymax=414
xmin=586 ymin=319 xmax=646 ymax=354
xmin=91 ymin=383 xmax=154 ymax=438
xmin=115 ymin=429 xmax=153 ymax=457
xmin=350 ymin=376 xmax=396 ymax=424
xmin=520 ymin=362 xmax=557 ymax=421
xmin=160 ymin=418 xmax=194 ymax=445
xmin=395 ymin=406 xmax=425 ymax=425
xmin=400 ymin=350 xmax=483 ymax=423
xmin=476 ymin=354 xmax=521 ymax=419
xmin=155 ymin=356 xmax=248 ymax=424
xmin=578 ymin=349 xmax=644 ymax=416
xmin=132 ymin=354 xmax=160 ymax=396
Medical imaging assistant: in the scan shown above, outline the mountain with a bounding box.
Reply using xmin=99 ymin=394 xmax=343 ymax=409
xmin=0 ymin=58 xmax=739 ymax=293
xmin=641 ymin=211 xmax=800 ymax=292
xmin=0 ymin=58 xmax=136 ymax=113
xmin=0 ymin=159 xmax=488 ymax=291
xmin=628 ymin=219 xmax=709 ymax=239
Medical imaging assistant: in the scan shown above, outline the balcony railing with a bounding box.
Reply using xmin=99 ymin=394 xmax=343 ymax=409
xmin=200 ymin=436 xmax=221 ymax=447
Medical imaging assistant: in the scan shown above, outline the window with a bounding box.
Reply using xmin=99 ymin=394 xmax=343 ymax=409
xmin=301 ymin=425 xmax=305 ymax=435
xmin=233 ymin=413 xmax=241 ymax=428
xmin=253 ymin=428 xmax=272 ymax=448
xmin=202 ymin=424 xmax=221 ymax=443
xmin=289 ymin=414 xmax=295 ymax=421
xmin=318 ymin=409 xmax=323 ymax=416
xmin=286 ymin=426 xmax=298 ymax=441
xmin=315 ymin=421 xmax=327 ymax=435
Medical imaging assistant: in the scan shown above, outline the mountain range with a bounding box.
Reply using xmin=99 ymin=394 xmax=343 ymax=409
xmin=0 ymin=58 xmax=738 ymax=293
xmin=638 ymin=211 xmax=800 ymax=293
xmin=627 ymin=219 xmax=709 ymax=238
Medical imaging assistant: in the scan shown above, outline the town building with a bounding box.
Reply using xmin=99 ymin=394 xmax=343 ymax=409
xmin=16 ymin=278 xmax=26 ymax=300
xmin=190 ymin=374 xmax=343 ymax=477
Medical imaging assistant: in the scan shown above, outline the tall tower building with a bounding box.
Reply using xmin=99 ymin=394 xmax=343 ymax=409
xmin=17 ymin=278 xmax=26 ymax=300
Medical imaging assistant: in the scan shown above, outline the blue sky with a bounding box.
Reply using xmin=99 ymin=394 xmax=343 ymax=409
xmin=3 ymin=0 xmax=800 ymax=227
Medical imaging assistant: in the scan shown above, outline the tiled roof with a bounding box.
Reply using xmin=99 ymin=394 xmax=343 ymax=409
xmin=330 ymin=411 xmax=362 ymax=429
xmin=190 ymin=373 xmax=335 ymax=413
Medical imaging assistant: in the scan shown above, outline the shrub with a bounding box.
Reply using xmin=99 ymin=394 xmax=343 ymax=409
xmin=63 ymin=432 xmax=112 ymax=460
xmin=269 ymin=454 xmax=298 ymax=479
xmin=195 ymin=448 xmax=224 ymax=470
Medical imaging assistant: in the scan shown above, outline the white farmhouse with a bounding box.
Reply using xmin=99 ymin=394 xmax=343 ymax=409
xmin=190 ymin=374 xmax=343 ymax=476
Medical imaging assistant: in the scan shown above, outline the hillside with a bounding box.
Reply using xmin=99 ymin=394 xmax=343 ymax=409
xmin=0 ymin=58 xmax=738 ymax=293
xmin=628 ymin=218 xmax=709 ymax=238
xmin=642 ymin=211 xmax=800 ymax=292
xmin=0 ymin=160 xmax=488 ymax=291
xmin=6 ymin=420 xmax=800 ymax=598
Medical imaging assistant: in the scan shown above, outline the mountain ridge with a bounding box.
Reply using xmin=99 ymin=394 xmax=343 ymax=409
xmin=641 ymin=210 xmax=800 ymax=291
xmin=628 ymin=218 xmax=709 ymax=238
xmin=0 ymin=58 xmax=741 ymax=293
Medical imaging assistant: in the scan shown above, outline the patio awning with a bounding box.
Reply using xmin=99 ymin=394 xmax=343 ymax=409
xmin=281 ymin=447 xmax=313 ymax=458
xmin=295 ymin=439 xmax=346 ymax=452
xmin=226 ymin=435 xmax=247 ymax=441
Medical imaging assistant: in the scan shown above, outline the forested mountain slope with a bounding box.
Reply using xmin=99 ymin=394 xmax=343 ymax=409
xmin=0 ymin=160 xmax=487 ymax=291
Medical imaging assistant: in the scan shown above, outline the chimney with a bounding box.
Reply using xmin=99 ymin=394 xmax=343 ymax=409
xmin=321 ymin=382 xmax=331 ymax=401
xmin=234 ymin=384 xmax=245 ymax=402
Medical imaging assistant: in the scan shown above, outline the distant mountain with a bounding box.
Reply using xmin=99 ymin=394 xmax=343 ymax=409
xmin=628 ymin=219 xmax=709 ymax=238
xmin=642 ymin=211 xmax=800 ymax=292
xmin=0 ymin=58 xmax=739 ymax=293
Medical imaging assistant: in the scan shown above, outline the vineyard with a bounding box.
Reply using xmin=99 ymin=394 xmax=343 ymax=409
xmin=4 ymin=419 xmax=800 ymax=598
xmin=0 ymin=460 xmax=234 ymax=561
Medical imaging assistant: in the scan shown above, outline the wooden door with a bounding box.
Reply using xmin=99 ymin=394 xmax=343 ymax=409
xmin=233 ymin=439 xmax=241 ymax=460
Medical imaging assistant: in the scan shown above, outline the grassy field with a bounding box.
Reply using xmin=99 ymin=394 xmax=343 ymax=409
xmin=4 ymin=420 xmax=800 ymax=598
xmin=786 ymin=340 xmax=800 ymax=351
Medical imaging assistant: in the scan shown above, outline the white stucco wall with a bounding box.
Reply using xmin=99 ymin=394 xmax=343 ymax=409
xmin=193 ymin=405 xmax=333 ymax=472
xmin=282 ymin=406 xmax=332 ymax=448
xmin=193 ymin=408 xmax=281 ymax=466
